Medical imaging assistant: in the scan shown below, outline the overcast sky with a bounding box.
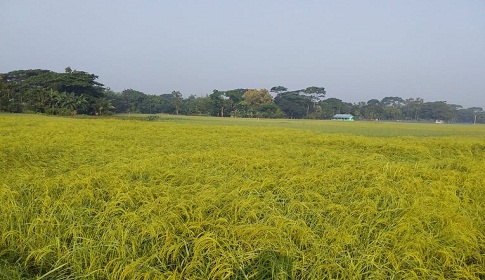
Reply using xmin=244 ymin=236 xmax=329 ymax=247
xmin=1 ymin=0 xmax=484 ymax=108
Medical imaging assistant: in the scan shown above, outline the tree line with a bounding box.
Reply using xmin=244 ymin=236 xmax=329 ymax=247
xmin=1 ymin=68 xmax=483 ymax=123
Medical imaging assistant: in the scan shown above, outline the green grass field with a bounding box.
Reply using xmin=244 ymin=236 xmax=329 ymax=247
xmin=1 ymin=114 xmax=484 ymax=279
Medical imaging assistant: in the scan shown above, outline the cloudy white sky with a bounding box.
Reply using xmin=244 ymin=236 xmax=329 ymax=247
xmin=1 ymin=0 xmax=484 ymax=108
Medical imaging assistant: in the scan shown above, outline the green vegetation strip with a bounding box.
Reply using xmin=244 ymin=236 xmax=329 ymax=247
xmin=1 ymin=114 xmax=484 ymax=279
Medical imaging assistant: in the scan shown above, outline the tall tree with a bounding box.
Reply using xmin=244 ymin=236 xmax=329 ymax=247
xmin=209 ymin=90 xmax=225 ymax=117
xmin=320 ymin=98 xmax=344 ymax=118
xmin=402 ymin=98 xmax=424 ymax=120
xmin=0 ymin=75 xmax=16 ymax=112
xmin=364 ymin=99 xmax=384 ymax=120
xmin=297 ymin=86 xmax=326 ymax=116
xmin=241 ymin=89 xmax=273 ymax=117
xmin=224 ymin=89 xmax=246 ymax=104
xmin=171 ymin=91 xmax=183 ymax=115
xmin=420 ymin=101 xmax=455 ymax=121
xmin=119 ymin=89 xmax=147 ymax=113
xmin=381 ymin=96 xmax=404 ymax=107
xmin=270 ymin=86 xmax=288 ymax=95
xmin=224 ymin=88 xmax=247 ymax=117
xmin=380 ymin=96 xmax=404 ymax=120
xmin=455 ymin=107 xmax=482 ymax=123
xmin=1 ymin=69 xmax=108 ymax=115
xmin=470 ymin=107 xmax=483 ymax=124
xmin=243 ymin=89 xmax=272 ymax=107
xmin=274 ymin=92 xmax=311 ymax=119
xmin=302 ymin=86 xmax=326 ymax=103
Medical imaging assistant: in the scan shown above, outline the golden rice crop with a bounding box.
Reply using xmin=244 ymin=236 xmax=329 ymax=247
xmin=0 ymin=114 xmax=484 ymax=279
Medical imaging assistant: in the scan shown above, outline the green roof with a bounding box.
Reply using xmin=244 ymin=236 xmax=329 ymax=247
xmin=332 ymin=114 xmax=353 ymax=118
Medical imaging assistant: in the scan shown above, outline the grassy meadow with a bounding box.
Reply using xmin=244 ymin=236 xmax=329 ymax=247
xmin=1 ymin=114 xmax=484 ymax=279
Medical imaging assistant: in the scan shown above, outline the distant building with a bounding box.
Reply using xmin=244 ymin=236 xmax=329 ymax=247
xmin=331 ymin=114 xmax=354 ymax=121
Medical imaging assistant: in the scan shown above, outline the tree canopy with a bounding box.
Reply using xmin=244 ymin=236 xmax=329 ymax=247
xmin=1 ymin=68 xmax=483 ymax=123
xmin=1 ymin=69 xmax=107 ymax=115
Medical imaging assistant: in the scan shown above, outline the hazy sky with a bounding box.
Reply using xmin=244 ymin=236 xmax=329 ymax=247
xmin=1 ymin=0 xmax=484 ymax=108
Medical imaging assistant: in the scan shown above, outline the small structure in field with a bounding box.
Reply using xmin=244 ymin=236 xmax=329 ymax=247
xmin=331 ymin=114 xmax=354 ymax=121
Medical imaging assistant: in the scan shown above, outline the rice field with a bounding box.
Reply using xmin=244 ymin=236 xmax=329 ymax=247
xmin=1 ymin=114 xmax=484 ymax=279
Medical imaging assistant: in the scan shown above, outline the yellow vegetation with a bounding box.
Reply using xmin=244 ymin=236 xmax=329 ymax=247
xmin=0 ymin=114 xmax=484 ymax=279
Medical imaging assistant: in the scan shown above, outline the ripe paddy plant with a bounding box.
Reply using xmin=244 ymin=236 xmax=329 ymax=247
xmin=0 ymin=114 xmax=484 ymax=279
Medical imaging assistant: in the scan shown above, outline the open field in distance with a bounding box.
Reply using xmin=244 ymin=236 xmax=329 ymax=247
xmin=1 ymin=114 xmax=484 ymax=279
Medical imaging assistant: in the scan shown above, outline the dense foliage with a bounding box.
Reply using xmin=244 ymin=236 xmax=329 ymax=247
xmin=0 ymin=69 xmax=111 ymax=116
xmin=1 ymin=115 xmax=484 ymax=279
xmin=1 ymin=69 xmax=484 ymax=123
